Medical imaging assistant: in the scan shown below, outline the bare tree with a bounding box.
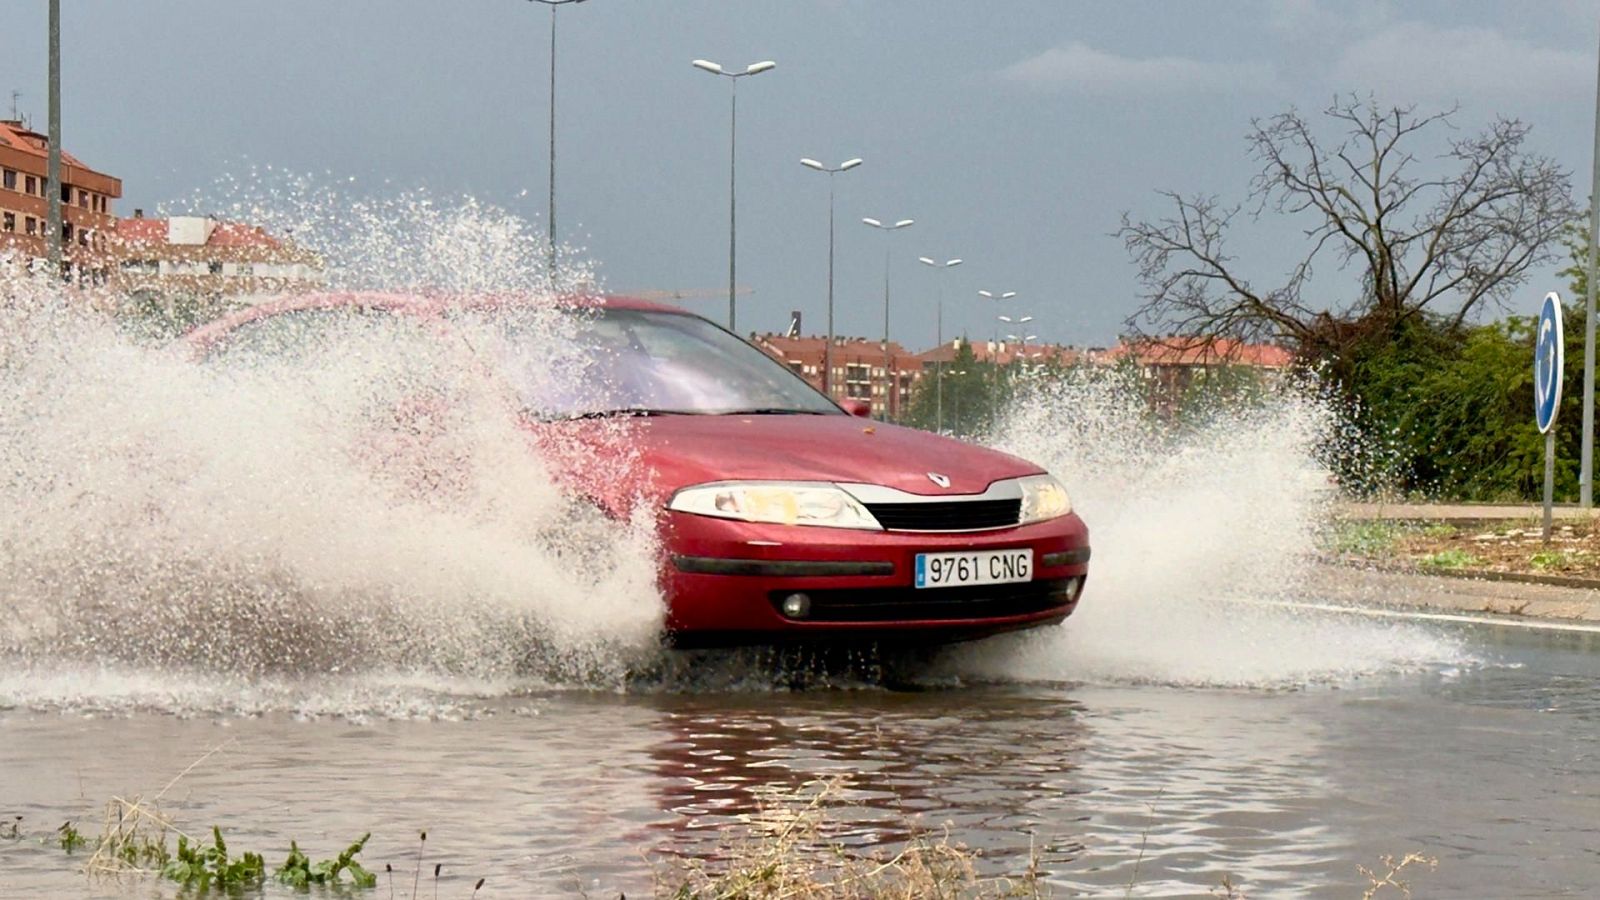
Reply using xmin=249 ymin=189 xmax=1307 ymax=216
xmin=1117 ymin=96 xmax=1578 ymax=359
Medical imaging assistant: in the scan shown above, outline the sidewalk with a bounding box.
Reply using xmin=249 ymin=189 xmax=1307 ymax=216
xmin=1309 ymin=565 xmax=1600 ymax=623
xmin=1341 ymin=502 xmax=1599 ymax=522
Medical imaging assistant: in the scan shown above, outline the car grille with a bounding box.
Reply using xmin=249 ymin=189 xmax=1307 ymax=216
xmin=864 ymin=498 xmax=1021 ymax=531
xmin=772 ymin=577 xmax=1079 ymax=623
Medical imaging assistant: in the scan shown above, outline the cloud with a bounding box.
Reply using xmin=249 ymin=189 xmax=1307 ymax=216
xmin=1266 ymin=0 xmax=1392 ymax=41
xmin=998 ymin=42 xmax=1280 ymax=95
xmin=1330 ymin=22 xmax=1591 ymax=102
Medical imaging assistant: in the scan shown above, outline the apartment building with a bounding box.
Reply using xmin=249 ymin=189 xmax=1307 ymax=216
xmin=0 ymin=118 xmax=122 ymax=283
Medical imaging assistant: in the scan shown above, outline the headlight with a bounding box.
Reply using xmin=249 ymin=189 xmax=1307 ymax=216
xmin=667 ymin=481 xmax=883 ymax=530
xmin=1018 ymin=473 xmax=1072 ymax=524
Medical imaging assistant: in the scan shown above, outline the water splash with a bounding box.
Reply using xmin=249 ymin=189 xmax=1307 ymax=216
xmin=0 ymin=189 xmax=664 ymax=711
xmin=945 ymin=368 xmax=1467 ymax=687
xmin=0 ymin=176 xmax=1468 ymax=713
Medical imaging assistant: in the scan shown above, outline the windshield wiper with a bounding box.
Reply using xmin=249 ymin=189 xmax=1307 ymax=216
xmin=554 ymin=408 xmax=699 ymax=420
xmin=715 ymin=407 xmax=830 ymax=416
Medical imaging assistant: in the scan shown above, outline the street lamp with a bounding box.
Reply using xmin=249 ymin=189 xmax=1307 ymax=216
xmin=999 ymin=314 xmax=1035 ymax=365
xmin=530 ymin=0 xmax=589 ymax=279
xmin=801 ymin=156 xmax=863 ymax=397
xmin=979 ymin=290 xmax=1018 ymax=417
xmin=692 ymin=58 xmax=777 ymax=332
xmin=862 ymin=216 xmax=914 ymax=418
xmin=46 ymin=0 xmax=61 ymax=277
xmin=918 ymin=256 xmax=963 ymax=432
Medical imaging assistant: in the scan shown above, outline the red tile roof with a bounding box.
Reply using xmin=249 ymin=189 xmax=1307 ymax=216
xmin=1102 ymin=337 xmax=1293 ymax=368
xmin=0 ymin=119 xmax=90 ymax=169
xmin=115 ymin=217 xmax=285 ymax=249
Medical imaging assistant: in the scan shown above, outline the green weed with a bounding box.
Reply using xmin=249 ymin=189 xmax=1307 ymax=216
xmin=1418 ymin=549 xmax=1485 ymax=570
xmin=1420 ymin=522 xmax=1459 ymax=539
xmin=1529 ymin=549 xmax=1592 ymax=571
xmin=1329 ymin=520 xmax=1407 ymax=556
xmin=274 ymin=833 xmax=377 ymax=889
xmin=161 ymin=826 xmax=265 ymax=890
xmin=57 ymin=821 xmax=85 ymax=854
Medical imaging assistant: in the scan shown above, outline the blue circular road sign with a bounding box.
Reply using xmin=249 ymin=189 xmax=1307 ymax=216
xmin=1535 ymin=291 xmax=1564 ymax=434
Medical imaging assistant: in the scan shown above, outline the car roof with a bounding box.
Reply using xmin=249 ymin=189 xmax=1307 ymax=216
xmin=184 ymin=291 xmax=693 ymax=348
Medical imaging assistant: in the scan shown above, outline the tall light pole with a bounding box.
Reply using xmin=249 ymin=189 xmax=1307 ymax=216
xmin=919 ymin=256 xmax=963 ymax=432
xmin=530 ymin=0 xmax=588 ymax=280
xmin=46 ymin=0 xmax=61 ymax=278
xmin=862 ymin=216 xmax=914 ymax=418
xmin=801 ymin=157 xmax=863 ymax=397
xmin=979 ymin=290 xmax=1017 ymax=419
xmin=1000 ymin=314 xmax=1034 ymax=361
xmin=1582 ymin=22 xmax=1600 ymax=508
xmin=692 ymin=58 xmax=776 ymax=332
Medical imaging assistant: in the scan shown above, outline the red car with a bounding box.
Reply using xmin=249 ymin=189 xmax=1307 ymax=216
xmin=188 ymin=293 xmax=1090 ymax=647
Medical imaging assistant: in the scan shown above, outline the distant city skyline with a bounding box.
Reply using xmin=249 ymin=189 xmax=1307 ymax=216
xmin=2 ymin=0 xmax=1595 ymax=345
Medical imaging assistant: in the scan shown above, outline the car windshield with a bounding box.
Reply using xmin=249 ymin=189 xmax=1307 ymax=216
xmin=468 ymin=306 xmax=843 ymax=418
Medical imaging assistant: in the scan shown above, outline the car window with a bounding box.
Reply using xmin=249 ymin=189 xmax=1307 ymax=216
xmin=460 ymin=306 xmax=842 ymax=417
xmin=205 ymin=306 xmax=427 ymax=368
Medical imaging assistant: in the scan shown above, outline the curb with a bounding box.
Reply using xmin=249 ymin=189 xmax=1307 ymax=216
xmin=1335 ymin=559 xmax=1600 ymax=591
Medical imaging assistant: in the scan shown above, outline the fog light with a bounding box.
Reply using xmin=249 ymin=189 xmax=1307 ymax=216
xmin=781 ymin=592 xmax=812 ymax=619
xmin=1064 ymin=577 xmax=1083 ymax=602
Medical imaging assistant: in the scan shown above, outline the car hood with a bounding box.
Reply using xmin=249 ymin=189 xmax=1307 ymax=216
xmin=623 ymin=414 xmax=1043 ymax=499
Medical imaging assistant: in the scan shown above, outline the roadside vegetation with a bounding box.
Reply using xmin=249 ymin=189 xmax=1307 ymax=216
xmin=1326 ymin=516 xmax=1600 ymax=580
xmin=1115 ymin=95 xmax=1583 ymax=504
xmin=656 ymin=777 xmax=1047 ymax=899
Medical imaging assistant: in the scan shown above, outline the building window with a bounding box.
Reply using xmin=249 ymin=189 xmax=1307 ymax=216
xmin=24 ymin=216 xmax=37 ymax=235
xmin=77 ymin=189 xmax=88 ymax=209
xmin=1 ymin=170 xmax=13 ymax=191
xmin=62 ymin=222 xmax=73 ymax=243
xmin=1 ymin=212 xmax=12 ymax=232
xmin=24 ymin=175 xmax=36 ymax=195
xmin=60 ymin=182 xmax=70 ymax=203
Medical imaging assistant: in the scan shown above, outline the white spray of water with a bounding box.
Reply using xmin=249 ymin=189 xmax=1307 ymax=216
xmin=947 ymin=369 xmax=1466 ymax=687
xmin=0 ymin=176 xmax=1468 ymax=711
xmin=0 ymin=192 xmax=665 ymax=710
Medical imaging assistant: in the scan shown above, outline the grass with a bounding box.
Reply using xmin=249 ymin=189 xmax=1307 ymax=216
xmin=1328 ymin=520 xmax=1408 ymax=556
xmin=1360 ymin=852 xmax=1438 ymax=899
xmin=656 ymin=776 xmax=1045 ymax=899
xmin=1417 ymin=548 xmax=1486 ymax=570
xmin=1529 ymin=549 xmax=1594 ymax=572
xmin=57 ymin=821 xmax=86 ymax=854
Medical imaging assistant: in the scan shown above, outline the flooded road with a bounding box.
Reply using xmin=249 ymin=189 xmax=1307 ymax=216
xmin=3 ymin=619 xmax=1598 ymax=898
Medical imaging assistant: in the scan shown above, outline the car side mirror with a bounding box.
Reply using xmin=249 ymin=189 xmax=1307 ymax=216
xmin=841 ymin=399 xmax=872 ymax=418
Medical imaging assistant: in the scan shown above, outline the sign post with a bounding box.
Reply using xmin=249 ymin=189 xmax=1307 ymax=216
xmin=1536 ymin=292 xmax=1565 ymax=544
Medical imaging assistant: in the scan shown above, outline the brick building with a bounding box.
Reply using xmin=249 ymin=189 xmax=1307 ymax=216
xmin=109 ymin=213 xmax=322 ymax=322
xmin=751 ymin=333 xmax=925 ymax=418
xmin=0 ymin=118 xmax=122 ymax=284
xmin=1100 ymin=336 xmax=1294 ymax=414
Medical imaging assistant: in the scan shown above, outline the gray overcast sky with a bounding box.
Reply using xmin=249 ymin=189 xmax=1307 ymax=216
xmin=4 ymin=0 xmax=1597 ymax=347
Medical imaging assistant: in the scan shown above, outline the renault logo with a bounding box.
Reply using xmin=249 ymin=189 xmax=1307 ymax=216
xmin=927 ymin=472 xmax=952 ymax=488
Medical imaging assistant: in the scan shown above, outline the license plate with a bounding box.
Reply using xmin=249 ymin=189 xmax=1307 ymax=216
xmin=914 ymin=549 xmax=1032 ymax=589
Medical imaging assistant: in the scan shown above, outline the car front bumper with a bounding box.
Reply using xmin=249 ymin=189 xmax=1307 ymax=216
xmin=660 ymin=510 xmax=1091 ymax=647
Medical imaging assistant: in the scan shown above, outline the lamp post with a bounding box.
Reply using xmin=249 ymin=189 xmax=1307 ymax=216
xmin=862 ymin=216 xmax=914 ymax=418
xmin=46 ymin=0 xmax=61 ymax=277
xmin=979 ymin=290 xmax=1017 ymax=419
xmin=530 ymin=0 xmax=588 ymax=279
xmin=1000 ymin=314 xmax=1035 ymax=363
xmin=918 ymin=256 xmax=963 ymax=432
xmin=950 ymin=367 xmax=969 ymax=433
xmin=801 ymin=157 xmax=863 ymax=397
xmin=692 ymin=58 xmax=776 ymax=332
